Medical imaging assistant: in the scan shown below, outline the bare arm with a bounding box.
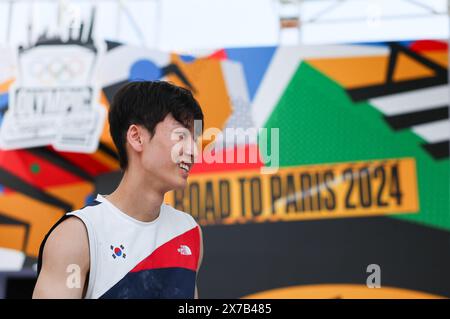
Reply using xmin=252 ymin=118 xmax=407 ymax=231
xmin=33 ymin=217 xmax=90 ymax=299
xmin=195 ymin=225 xmax=204 ymax=299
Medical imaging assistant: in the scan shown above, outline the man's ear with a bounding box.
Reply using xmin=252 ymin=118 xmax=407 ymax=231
xmin=127 ymin=124 xmax=144 ymax=152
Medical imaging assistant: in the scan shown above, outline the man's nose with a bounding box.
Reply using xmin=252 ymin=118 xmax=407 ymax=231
xmin=183 ymin=138 xmax=199 ymax=162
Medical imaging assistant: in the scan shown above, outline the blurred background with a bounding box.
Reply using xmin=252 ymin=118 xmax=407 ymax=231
xmin=0 ymin=0 xmax=449 ymax=298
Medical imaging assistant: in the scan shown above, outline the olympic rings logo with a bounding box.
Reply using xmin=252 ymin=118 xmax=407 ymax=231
xmin=28 ymin=56 xmax=86 ymax=83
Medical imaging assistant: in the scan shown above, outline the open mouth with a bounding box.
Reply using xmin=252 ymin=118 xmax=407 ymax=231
xmin=177 ymin=161 xmax=191 ymax=173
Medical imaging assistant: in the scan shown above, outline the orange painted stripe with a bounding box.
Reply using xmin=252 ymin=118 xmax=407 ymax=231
xmin=168 ymin=54 xmax=232 ymax=131
xmin=422 ymin=52 xmax=448 ymax=68
xmin=306 ymin=56 xmax=389 ymax=89
xmin=0 ymin=225 xmax=26 ymax=251
xmin=0 ymin=193 xmax=65 ymax=257
xmin=45 ymin=181 xmax=95 ymax=209
xmin=393 ymin=53 xmax=435 ymax=82
xmin=91 ymin=149 xmax=120 ymax=170
xmin=0 ymin=78 xmax=15 ymax=93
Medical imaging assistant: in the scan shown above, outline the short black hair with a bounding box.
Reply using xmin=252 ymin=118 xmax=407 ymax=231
xmin=108 ymin=81 xmax=204 ymax=170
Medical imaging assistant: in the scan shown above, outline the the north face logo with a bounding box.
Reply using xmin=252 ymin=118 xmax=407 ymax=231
xmin=177 ymin=245 xmax=192 ymax=256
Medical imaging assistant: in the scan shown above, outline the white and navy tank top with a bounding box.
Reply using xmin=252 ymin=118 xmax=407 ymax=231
xmin=37 ymin=194 xmax=201 ymax=299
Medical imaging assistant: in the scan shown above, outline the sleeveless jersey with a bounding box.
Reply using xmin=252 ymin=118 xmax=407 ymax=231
xmin=38 ymin=194 xmax=201 ymax=299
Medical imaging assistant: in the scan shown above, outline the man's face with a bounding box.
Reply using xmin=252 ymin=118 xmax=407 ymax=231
xmin=139 ymin=113 xmax=199 ymax=192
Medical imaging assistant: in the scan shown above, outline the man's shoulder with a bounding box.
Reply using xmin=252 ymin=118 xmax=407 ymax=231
xmin=163 ymin=204 xmax=198 ymax=227
xmin=68 ymin=198 xmax=105 ymax=217
xmin=48 ymin=216 xmax=87 ymax=241
xmin=42 ymin=216 xmax=89 ymax=263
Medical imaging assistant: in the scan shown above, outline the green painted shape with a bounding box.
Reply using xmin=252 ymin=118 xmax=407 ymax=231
xmin=260 ymin=61 xmax=449 ymax=231
xmin=30 ymin=163 xmax=40 ymax=174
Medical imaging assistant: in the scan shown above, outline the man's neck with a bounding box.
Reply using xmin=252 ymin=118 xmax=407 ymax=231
xmin=105 ymin=169 xmax=165 ymax=223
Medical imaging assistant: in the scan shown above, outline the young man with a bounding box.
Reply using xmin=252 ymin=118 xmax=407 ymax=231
xmin=33 ymin=81 xmax=204 ymax=299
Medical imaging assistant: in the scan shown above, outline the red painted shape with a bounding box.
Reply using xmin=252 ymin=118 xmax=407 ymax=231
xmin=0 ymin=149 xmax=82 ymax=188
xmin=410 ymin=40 xmax=448 ymax=52
xmin=51 ymin=146 xmax=110 ymax=176
xmin=190 ymin=143 xmax=265 ymax=174
xmin=208 ymin=49 xmax=227 ymax=60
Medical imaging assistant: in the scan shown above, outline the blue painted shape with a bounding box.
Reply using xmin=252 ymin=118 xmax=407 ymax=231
xmin=129 ymin=59 xmax=162 ymax=81
xmin=179 ymin=54 xmax=196 ymax=63
xmin=225 ymin=47 xmax=276 ymax=101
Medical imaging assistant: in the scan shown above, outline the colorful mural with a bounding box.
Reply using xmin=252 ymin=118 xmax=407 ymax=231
xmin=0 ymin=39 xmax=448 ymax=298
